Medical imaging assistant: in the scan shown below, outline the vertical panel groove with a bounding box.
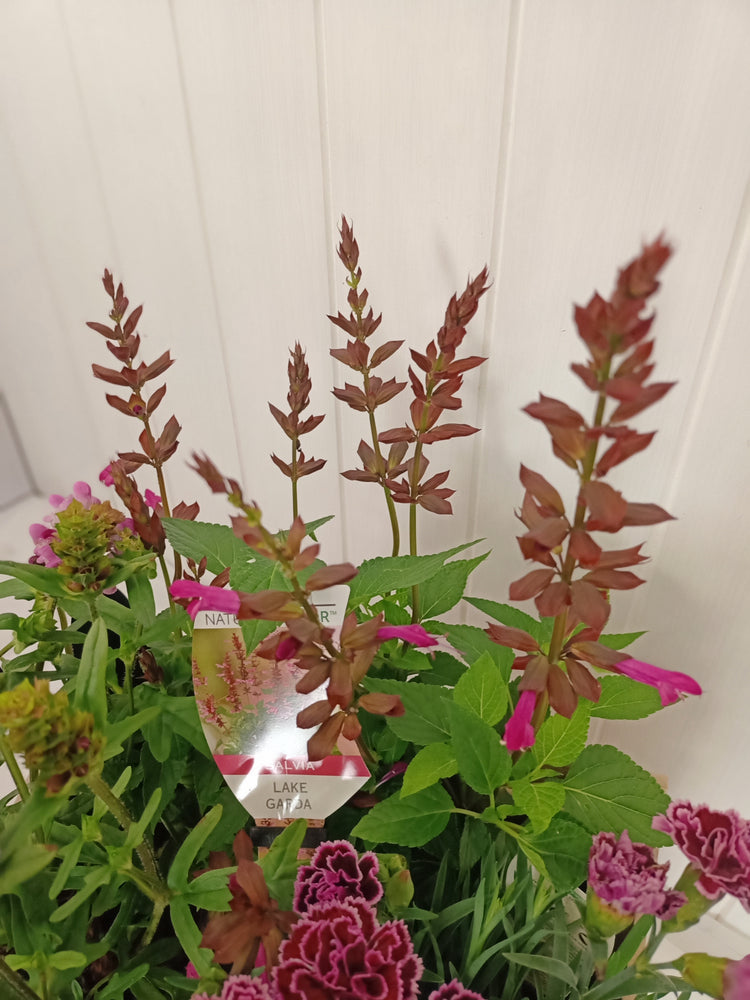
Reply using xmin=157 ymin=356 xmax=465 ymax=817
xmin=314 ymin=0 xmax=349 ymax=561
xmin=167 ymin=0 xmax=245 ymax=483
xmin=466 ymin=0 xmax=525 ymax=602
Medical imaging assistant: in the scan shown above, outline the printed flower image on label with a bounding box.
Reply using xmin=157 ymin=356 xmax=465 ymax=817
xmin=192 ymin=585 xmax=369 ymax=824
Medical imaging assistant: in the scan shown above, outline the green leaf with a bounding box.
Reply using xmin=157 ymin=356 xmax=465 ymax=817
xmin=230 ymin=552 xmax=287 ymax=595
xmin=454 ymin=652 xmax=508 ymax=725
xmin=352 ymin=784 xmax=454 ymax=847
xmin=0 ymin=578 xmax=34 ymax=600
xmin=598 ymin=630 xmax=646 ymax=650
xmin=417 ymin=553 xmax=489 ymax=619
xmin=522 ymin=817 xmax=591 ymax=892
xmin=162 ymin=518 xmax=253 ymax=574
xmin=402 ymin=743 xmax=458 ymax=797
xmin=564 ymin=744 xmax=670 ymax=846
xmin=590 ymin=675 xmax=664 ymax=720
xmin=168 ymin=805 xmax=223 ymax=892
xmin=103 ymin=707 xmax=162 ymax=760
xmin=96 ymin=965 xmax=150 ymax=999
xmin=183 ymin=867 xmax=233 ymax=912
xmin=428 ymin=623 xmax=513 ymax=681
xmin=167 ymin=896 xmax=213 ymax=976
xmin=126 ymin=571 xmax=156 ymax=628
xmin=510 ymin=779 xmax=566 ymax=834
xmin=0 ymin=561 xmax=72 ymax=599
xmin=0 ymin=613 xmax=20 ymax=630
xmin=532 ymin=701 xmax=591 ymax=770
xmin=258 ymin=818 xmax=307 ymax=909
xmin=47 ymin=951 xmax=87 ymax=971
xmin=74 ymin=618 xmax=108 ymax=726
xmin=50 ymin=867 xmax=113 ymax=922
xmin=464 ymin=597 xmax=551 ymax=644
xmin=366 ymin=679 xmax=453 ymax=745
xmin=450 ymin=702 xmax=511 ymax=796
xmin=276 ymin=515 xmax=334 ymax=541
xmin=505 ymin=952 xmax=578 ymax=989
xmin=347 ymin=541 xmax=481 ymax=608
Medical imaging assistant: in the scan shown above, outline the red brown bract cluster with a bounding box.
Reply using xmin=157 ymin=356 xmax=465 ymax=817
xmin=189 ymin=453 xmax=404 ymax=760
xmin=489 ymin=237 xmax=675 ymax=720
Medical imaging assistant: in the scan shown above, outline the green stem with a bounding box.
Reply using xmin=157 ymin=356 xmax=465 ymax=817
xmin=408 ymin=439 xmax=424 ymax=621
xmin=141 ymin=897 xmax=166 ymax=948
xmin=291 ymin=439 xmax=299 ymax=520
xmin=0 ymin=733 xmax=29 ymax=801
xmin=85 ymin=773 xmax=159 ymax=882
xmin=0 ymin=958 xmax=42 ymax=1000
xmin=0 ymin=638 xmax=15 ymax=659
xmin=366 ymin=409 xmax=400 ymax=557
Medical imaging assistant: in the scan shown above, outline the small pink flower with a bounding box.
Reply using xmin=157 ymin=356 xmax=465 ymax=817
xmin=613 ymin=658 xmax=702 ymax=706
xmin=428 ymin=981 xmax=487 ymax=1000
xmin=29 ymin=523 xmax=61 ymax=568
xmin=170 ymin=579 xmax=241 ymax=621
xmin=725 ymin=954 xmax=750 ymax=999
xmin=588 ymin=831 xmax=685 ymax=920
xmin=293 ymin=840 xmax=383 ymax=913
xmin=219 ymin=976 xmax=275 ymax=1000
xmin=503 ymin=689 xmax=537 ymax=751
xmin=377 ymin=624 xmax=440 ymax=647
xmin=99 ymin=464 xmax=114 ymax=487
xmin=653 ymin=801 xmax=750 ymax=910
xmin=186 ymin=962 xmax=200 ymax=979
xmin=274 ymin=899 xmax=422 ymax=1000
xmin=144 ymin=488 xmax=162 ymax=510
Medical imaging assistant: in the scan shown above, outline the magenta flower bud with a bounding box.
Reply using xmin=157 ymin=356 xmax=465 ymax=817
xmin=613 ymin=658 xmax=701 ymax=706
xmin=503 ymin=689 xmax=537 ymax=751
xmin=293 ymin=840 xmax=383 ymax=913
xmin=376 ymin=624 xmax=440 ymax=647
xmin=99 ymin=464 xmax=115 ymax=487
xmin=653 ymin=801 xmax=750 ymax=910
xmin=170 ymin=579 xmax=241 ymax=621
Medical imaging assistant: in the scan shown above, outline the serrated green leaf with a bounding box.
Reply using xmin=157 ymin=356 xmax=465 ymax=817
xmin=74 ymin=618 xmax=108 ymax=727
xmin=365 ymin=679 xmax=452 ymax=745
xmin=428 ymin=622 xmax=513 ymax=680
xmin=258 ymin=818 xmax=307 ymax=909
xmin=352 ymin=784 xmax=454 ymax=847
xmin=590 ymin=675 xmax=664 ymax=720
xmin=402 ymin=743 xmax=458 ymax=797
xmin=450 ymin=702 xmax=511 ymax=796
xmin=168 ymin=805 xmax=223 ymax=892
xmin=598 ymin=631 xmax=646 ymax=650
xmin=464 ymin=597 xmax=552 ymax=643
xmin=417 ymin=553 xmax=489 ymax=619
xmin=162 ymin=518 xmax=253 ymax=575
xmin=347 ymin=541 xmax=481 ymax=608
xmin=564 ymin=744 xmax=670 ymax=845
xmin=522 ymin=817 xmax=591 ymax=892
xmin=532 ymin=701 xmax=591 ymax=770
xmin=454 ymin=652 xmax=508 ymax=725
xmin=230 ymin=552 xmax=288 ymax=595
xmin=511 ymin=778 xmax=566 ymax=834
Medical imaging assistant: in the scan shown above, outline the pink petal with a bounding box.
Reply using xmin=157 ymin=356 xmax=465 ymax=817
xmin=614 ymin=658 xmax=702 ymax=706
xmin=504 ymin=689 xmax=537 ymax=751
xmin=377 ymin=624 xmax=439 ymax=647
xmin=170 ymin=579 xmax=241 ymax=620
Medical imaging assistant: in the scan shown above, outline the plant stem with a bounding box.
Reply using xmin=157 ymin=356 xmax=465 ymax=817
xmin=0 ymin=958 xmax=42 ymax=1000
xmin=85 ymin=773 xmax=159 ymax=881
xmin=291 ymin=439 xmax=299 ymax=520
xmin=141 ymin=897 xmax=167 ymax=948
xmin=366 ymin=409 xmax=400 ymax=556
xmin=0 ymin=733 xmax=29 ymax=801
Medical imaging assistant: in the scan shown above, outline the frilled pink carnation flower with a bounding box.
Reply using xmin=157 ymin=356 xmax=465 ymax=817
xmin=588 ymin=831 xmax=686 ymax=920
xmin=191 ymin=975 xmax=275 ymax=1000
xmin=274 ymin=898 xmax=422 ymax=1000
xmin=293 ymin=840 xmax=383 ymax=914
xmin=653 ymin=801 xmax=750 ymax=910
xmin=428 ymin=980 xmax=487 ymax=999
xmin=724 ymin=954 xmax=750 ymax=999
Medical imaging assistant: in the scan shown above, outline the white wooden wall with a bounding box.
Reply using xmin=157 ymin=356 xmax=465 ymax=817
xmin=2 ymin=0 xmax=750 ymax=945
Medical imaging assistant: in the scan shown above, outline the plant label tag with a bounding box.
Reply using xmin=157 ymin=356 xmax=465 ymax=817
xmin=192 ymin=585 xmax=368 ymax=825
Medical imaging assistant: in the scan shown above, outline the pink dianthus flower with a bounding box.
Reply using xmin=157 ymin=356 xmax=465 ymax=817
xmin=293 ymin=840 xmax=383 ymax=914
xmin=428 ymin=980 xmax=487 ymax=999
xmin=588 ymin=830 xmax=685 ymax=920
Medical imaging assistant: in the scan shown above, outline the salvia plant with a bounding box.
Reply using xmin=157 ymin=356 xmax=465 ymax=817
xmin=0 ymin=222 xmax=745 ymax=1000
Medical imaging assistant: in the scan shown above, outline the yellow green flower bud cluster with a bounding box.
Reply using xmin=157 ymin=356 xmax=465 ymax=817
xmin=51 ymin=498 xmax=140 ymax=593
xmin=0 ymin=679 xmax=104 ymax=794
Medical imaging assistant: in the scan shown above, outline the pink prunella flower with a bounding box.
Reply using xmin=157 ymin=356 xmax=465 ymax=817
xmin=29 ymin=481 xmax=102 ymax=567
xmin=293 ymin=840 xmax=383 ymax=914
xmin=428 ymin=981 xmax=488 ymax=999
xmin=612 ymin=658 xmax=702 ymax=706
xmin=653 ymin=801 xmax=750 ymax=910
xmin=586 ymin=830 xmax=686 ymax=936
xmin=171 ymin=579 xmax=241 ymax=621
xmin=503 ymin=689 xmax=537 ymax=751
xmin=99 ymin=463 xmax=115 ymax=487
xmin=274 ymin=898 xmax=422 ymax=1000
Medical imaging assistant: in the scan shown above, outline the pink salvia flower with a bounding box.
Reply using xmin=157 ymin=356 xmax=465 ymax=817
xmin=99 ymin=464 xmax=114 ymax=487
xmin=653 ymin=801 xmax=750 ymax=910
xmin=170 ymin=579 xmax=241 ymax=621
xmin=144 ymin=488 xmax=162 ymax=510
xmin=428 ymin=980 xmax=487 ymax=999
xmin=376 ymin=624 xmax=440 ymax=647
xmin=613 ymin=658 xmax=702 ymax=706
xmin=274 ymin=898 xmax=422 ymax=1000
xmin=503 ymin=689 xmax=537 ymax=751
xmin=293 ymin=840 xmax=383 ymax=913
